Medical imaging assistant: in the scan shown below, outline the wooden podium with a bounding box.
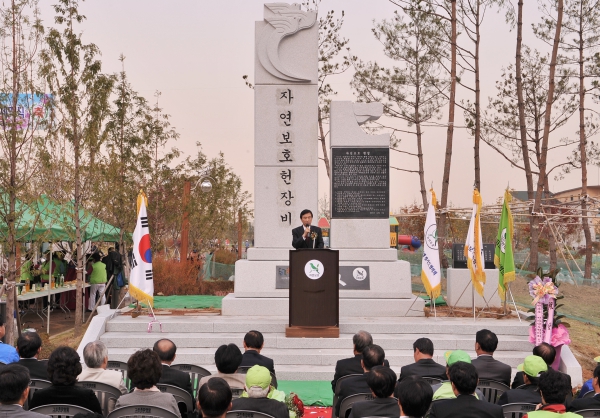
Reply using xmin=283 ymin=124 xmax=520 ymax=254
xmin=286 ymin=249 xmax=339 ymax=338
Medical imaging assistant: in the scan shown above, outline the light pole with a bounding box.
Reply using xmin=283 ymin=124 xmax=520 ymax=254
xmin=181 ymin=169 xmax=215 ymax=262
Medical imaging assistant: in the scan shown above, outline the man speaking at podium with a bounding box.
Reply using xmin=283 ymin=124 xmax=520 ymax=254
xmin=292 ymin=209 xmax=324 ymax=249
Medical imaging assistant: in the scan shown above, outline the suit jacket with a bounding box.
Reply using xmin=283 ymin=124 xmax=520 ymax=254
xmin=231 ymin=397 xmax=289 ymax=418
xmin=17 ymin=359 xmax=48 ymax=381
xmin=240 ymin=350 xmax=275 ymax=375
xmin=430 ymin=394 xmax=504 ymax=418
xmin=160 ymin=364 xmax=193 ymax=397
xmin=348 ymin=397 xmax=400 ymax=418
xmin=331 ymin=355 xmax=390 ymax=392
xmin=471 ymin=355 xmax=512 ymax=387
xmin=77 ymin=367 xmax=128 ymax=394
xmin=292 ymin=225 xmax=324 ymax=249
xmin=29 ymin=384 xmax=103 ymax=414
xmin=497 ymin=384 xmax=542 ymax=406
xmin=399 ymin=358 xmax=447 ymax=382
xmin=568 ymin=393 xmax=600 ymax=412
xmin=335 ymin=374 xmax=371 ymax=417
xmin=0 ymin=404 xmax=50 ymax=418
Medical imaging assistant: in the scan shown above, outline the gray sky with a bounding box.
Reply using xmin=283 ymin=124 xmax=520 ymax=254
xmin=37 ymin=0 xmax=594 ymax=211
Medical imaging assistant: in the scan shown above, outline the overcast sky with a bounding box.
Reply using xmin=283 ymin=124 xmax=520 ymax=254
xmin=36 ymin=0 xmax=596 ymax=211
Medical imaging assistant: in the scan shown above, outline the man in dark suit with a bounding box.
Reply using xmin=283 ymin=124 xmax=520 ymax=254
xmin=497 ymin=355 xmax=547 ymax=406
xmin=292 ymin=209 xmax=324 ymax=249
xmin=0 ymin=364 xmax=50 ymax=418
xmin=569 ymin=364 xmax=600 ymax=412
xmin=331 ymin=331 xmax=390 ymax=392
xmin=399 ymin=337 xmax=447 ymax=382
xmin=240 ymin=330 xmax=275 ymax=375
xmin=470 ymin=329 xmax=512 ymax=387
xmin=153 ymin=338 xmax=194 ymax=414
xmin=335 ymin=344 xmax=386 ymax=418
xmin=16 ymin=332 xmax=48 ymax=381
xmin=430 ymin=362 xmax=503 ymax=418
xmin=395 ymin=376 xmax=433 ymax=418
xmin=348 ymin=366 xmax=400 ymax=418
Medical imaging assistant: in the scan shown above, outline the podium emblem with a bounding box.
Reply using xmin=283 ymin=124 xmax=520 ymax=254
xmin=353 ymin=267 xmax=367 ymax=281
xmin=305 ymin=260 xmax=324 ymax=280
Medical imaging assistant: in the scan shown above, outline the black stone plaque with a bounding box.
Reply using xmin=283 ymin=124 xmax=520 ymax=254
xmin=452 ymin=243 xmax=496 ymax=269
xmin=332 ymin=147 xmax=389 ymax=218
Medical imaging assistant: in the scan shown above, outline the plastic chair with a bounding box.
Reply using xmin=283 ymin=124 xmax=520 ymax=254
xmin=582 ymin=391 xmax=597 ymax=399
xmin=107 ymin=360 xmax=131 ymax=391
xmin=422 ymin=376 xmax=444 ymax=385
xmin=338 ymin=393 xmax=374 ymax=418
xmin=572 ymin=410 xmax=600 ymax=418
xmin=232 ymin=388 xmax=245 ymax=399
xmin=76 ymin=380 xmax=123 ymax=415
xmin=172 ymin=363 xmax=211 ymax=395
xmin=477 ymin=379 xmax=510 ymax=403
xmin=24 ymin=378 xmax=52 ymax=410
xmin=501 ymin=402 xmax=537 ymax=418
xmin=226 ymin=410 xmax=276 ymax=418
xmin=108 ymin=404 xmax=181 ymax=418
xmin=29 ymin=404 xmax=93 ymax=418
xmin=332 ymin=373 xmax=362 ymax=414
xmin=156 ymin=383 xmax=194 ymax=418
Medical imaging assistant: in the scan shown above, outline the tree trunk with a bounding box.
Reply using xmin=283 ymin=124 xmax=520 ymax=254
xmin=318 ymin=107 xmax=331 ymax=179
xmin=438 ymin=0 xmax=457 ymax=268
xmin=474 ymin=0 xmax=482 ymax=191
xmin=414 ymin=53 xmax=427 ymax=211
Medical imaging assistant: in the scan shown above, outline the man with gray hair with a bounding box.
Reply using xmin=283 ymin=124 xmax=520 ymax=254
xmin=331 ymin=330 xmax=390 ymax=392
xmin=77 ymin=341 xmax=128 ymax=394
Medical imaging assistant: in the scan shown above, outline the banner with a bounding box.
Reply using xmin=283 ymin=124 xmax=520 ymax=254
xmin=494 ymin=189 xmax=515 ymax=300
xmin=130 ymin=191 xmax=154 ymax=306
xmin=464 ymin=189 xmax=486 ymax=296
xmin=421 ymin=189 xmax=441 ymax=300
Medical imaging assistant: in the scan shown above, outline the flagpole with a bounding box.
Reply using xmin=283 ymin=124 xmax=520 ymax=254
xmin=507 ymin=283 xmax=522 ymax=323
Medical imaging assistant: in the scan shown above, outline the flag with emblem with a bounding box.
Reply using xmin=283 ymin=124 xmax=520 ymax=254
xmin=465 ymin=189 xmax=486 ymax=297
xmin=495 ymin=189 xmax=515 ymax=300
xmin=421 ymin=189 xmax=441 ymax=300
xmin=130 ymin=190 xmax=154 ymax=306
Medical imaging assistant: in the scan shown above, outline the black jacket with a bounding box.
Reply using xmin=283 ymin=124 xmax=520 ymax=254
xmin=17 ymin=358 xmax=48 ymax=381
xmin=399 ymin=358 xmax=447 ymax=382
xmin=496 ymin=384 xmax=542 ymax=406
xmin=292 ymin=225 xmax=324 ymax=249
xmin=240 ymin=350 xmax=275 ymax=375
xmin=347 ymin=397 xmax=400 ymax=418
xmin=471 ymin=355 xmax=512 ymax=387
xmin=231 ymin=397 xmax=289 ymax=418
xmin=159 ymin=364 xmax=194 ymax=411
xmin=331 ymin=355 xmax=390 ymax=392
xmin=568 ymin=393 xmax=600 ymax=412
xmin=430 ymin=394 xmax=504 ymax=418
xmin=335 ymin=374 xmax=371 ymax=417
xmin=29 ymin=384 xmax=103 ymax=414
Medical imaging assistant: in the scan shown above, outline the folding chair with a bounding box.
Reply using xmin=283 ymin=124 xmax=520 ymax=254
xmin=24 ymin=378 xmax=52 ymax=410
xmin=571 ymin=410 xmax=600 ymax=418
xmin=226 ymin=410 xmax=276 ymax=418
xmin=501 ymin=402 xmax=537 ymax=418
xmin=232 ymin=388 xmax=245 ymax=399
xmin=477 ymin=379 xmax=510 ymax=403
xmin=29 ymin=404 xmax=93 ymax=418
xmin=332 ymin=373 xmax=362 ymax=414
xmin=76 ymin=380 xmax=123 ymax=415
xmin=338 ymin=393 xmax=374 ymax=418
xmin=582 ymin=391 xmax=597 ymax=399
xmin=422 ymin=377 xmax=444 ymax=385
xmin=157 ymin=383 xmax=195 ymax=418
xmin=108 ymin=404 xmax=181 ymax=418
xmin=107 ymin=360 xmax=131 ymax=390
xmin=171 ymin=363 xmax=211 ymax=396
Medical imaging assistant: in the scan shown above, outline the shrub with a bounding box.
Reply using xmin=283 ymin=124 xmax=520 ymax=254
xmin=152 ymin=257 xmax=202 ymax=296
xmin=213 ymin=249 xmax=237 ymax=265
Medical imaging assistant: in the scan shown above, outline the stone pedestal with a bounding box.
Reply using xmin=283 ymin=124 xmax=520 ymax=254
xmin=446 ymin=268 xmax=502 ymax=308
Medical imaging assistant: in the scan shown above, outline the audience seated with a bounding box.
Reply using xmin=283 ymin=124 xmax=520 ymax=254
xmin=331 ymin=331 xmax=389 ymax=392
xmin=240 ymin=330 xmax=275 ymax=375
xmin=197 ymin=377 xmax=232 ymax=418
xmin=395 ymin=375 xmax=433 ymax=418
xmin=114 ymin=349 xmax=181 ymax=417
xmin=0 ymin=364 xmax=50 ymax=417
xmin=512 ymin=343 xmax=556 ymax=388
xmin=568 ymin=364 xmax=600 ymax=412
xmin=0 ymin=315 xmax=19 ymax=365
xmin=230 ymin=365 xmax=288 ymax=418
xmin=335 ymin=344 xmax=386 ymax=417
xmin=16 ymin=332 xmax=48 ymax=380
xmin=399 ymin=337 xmax=446 ymax=382
xmin=153 ymin=338 xmax=194 ymax=400
xmin=77 ymin=341 xmax=128 ymax=394
xmin=523 ymin=369 xmax=576 ymax=417
xmin=348 ymin=366 xmax=400 ymax=418
xmin=497 ymin=355 xmax=547 ymax=406
xmin=199 ymin=344 xmax=246 ymax=390
xmin=471 ymin=329 xmax=512 ymax=386
xmin=431 ymin=350 xmax=486 ymax=401
xmin=430 ymin=361 xmax=503 ymax=418
xmin=29 ymin=346 xmax=103 ymax=414
xmin=576 ymin=356 xmax=599 ymax=399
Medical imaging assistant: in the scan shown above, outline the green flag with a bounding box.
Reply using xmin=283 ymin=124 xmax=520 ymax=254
xmin=495 ymin=190 xmax=515 ymax=300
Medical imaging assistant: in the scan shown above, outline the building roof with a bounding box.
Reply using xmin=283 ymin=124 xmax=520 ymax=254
xmin=510 ymin=190 xmax=554 ymax=201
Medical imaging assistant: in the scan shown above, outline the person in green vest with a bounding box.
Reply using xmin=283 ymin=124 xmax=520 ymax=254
xmin=19 ymin=250 xmax=34 ymax=283
xmin=88 ymin=252 xmax=107 ymax=311
xmin=523 ymin=369 xmax=581 ymax=418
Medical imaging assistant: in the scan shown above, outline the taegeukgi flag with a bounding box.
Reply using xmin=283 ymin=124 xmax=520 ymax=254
xmin=130 ymin=190 xmax=154 ymax=306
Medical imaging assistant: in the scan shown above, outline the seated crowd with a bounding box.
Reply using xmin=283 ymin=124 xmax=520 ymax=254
xmin=0 ymin=323 xmax=597 ymax=418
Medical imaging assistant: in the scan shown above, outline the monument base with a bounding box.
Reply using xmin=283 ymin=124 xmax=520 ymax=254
xmin=446 ymin=268 xmax=502 ymax=308
xmin=285 ymin=326 xmax=340 ymax=338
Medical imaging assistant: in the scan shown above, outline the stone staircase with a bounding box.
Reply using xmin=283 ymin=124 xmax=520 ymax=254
xmin=100 ymin=314 xmax=535 ymax=381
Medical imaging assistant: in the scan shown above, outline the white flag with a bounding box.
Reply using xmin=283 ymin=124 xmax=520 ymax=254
xmin=421 ymin=189 xmax=441 ymax=299
xmin=464 ymin=189 xmax=486 ymax=297
xmin=130 ymin=191 xmax=154 ymax=306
